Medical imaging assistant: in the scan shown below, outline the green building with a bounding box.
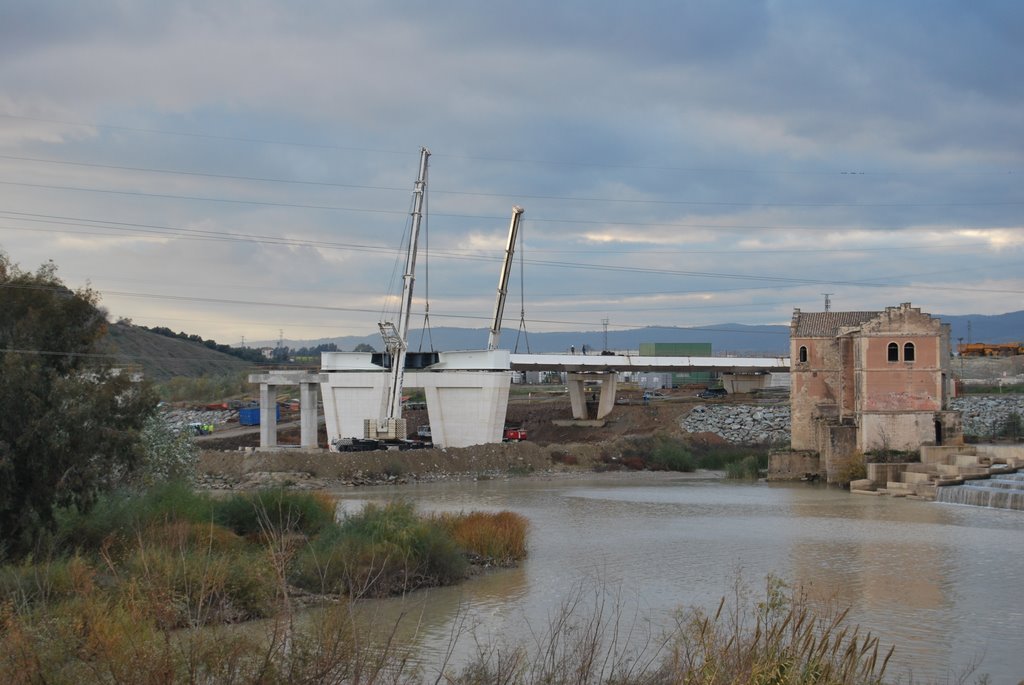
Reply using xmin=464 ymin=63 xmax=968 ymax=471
xmin=639 ymin=342 xmax=714 ymax=387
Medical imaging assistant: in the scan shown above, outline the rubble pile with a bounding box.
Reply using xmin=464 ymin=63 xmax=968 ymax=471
xmin=680 ymin=396 xmax=1023 ymax=445
xmin=951 ymin=396 xmax=1024 ymax=437
xmin=681 ymin=404 xmax=791 ymax=445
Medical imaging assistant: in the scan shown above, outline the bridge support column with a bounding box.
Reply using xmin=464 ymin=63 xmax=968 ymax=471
xmin=320 ymin=372 xmax=389 ymax=447
xmin=416 ymin=371 xmax=511 ymax=448
xmin=250 ymin=371 xmax=327 ymax=450
xmin=299 ymin=381 xmax=319 ymax=448
xmin=259 ymin=383 xmax=278 ymax=448
xmin=595 ymin=373 xmax=617 ymax=419
xmin=567 ymin=372 xmax=617 ymax=420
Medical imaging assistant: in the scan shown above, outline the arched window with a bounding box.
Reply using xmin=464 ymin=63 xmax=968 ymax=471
xmin=887 ymin=342 xmax=899 ymax=362
xmin=798 ymin=346 xmax=808 ymax=363
xmin=904 ymin=342 xmax=915 ymax=362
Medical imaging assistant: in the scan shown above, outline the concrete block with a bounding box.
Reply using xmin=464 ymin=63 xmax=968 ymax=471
xmin=912 ymin=483 xmax=937 ymax=500
xmin=886 ymin=481 xmax=912 ymax=496
xmin=920 ymin=445 xmax=975 ymax=465
xmin=850 ymin=479 xmax=874 ymax=491
xmin=902 ymin=471 xmax=933 ymax=484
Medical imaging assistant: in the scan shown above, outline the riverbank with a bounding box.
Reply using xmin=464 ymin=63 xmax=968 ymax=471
xmin=197 ymin=435 xmax=749 ymax=490
xmin=198 ymin=440 xmax=601 ymax=489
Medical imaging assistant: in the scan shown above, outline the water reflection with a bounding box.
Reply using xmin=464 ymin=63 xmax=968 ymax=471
xmin=329 ymin=473 xmax=1024 ymax=683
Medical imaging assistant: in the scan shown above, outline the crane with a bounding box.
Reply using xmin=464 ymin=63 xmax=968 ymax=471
xmin=368 ymin=146 xmax=430 ymax=441
xmin=487 ymin=206 xmax=525 ymax=351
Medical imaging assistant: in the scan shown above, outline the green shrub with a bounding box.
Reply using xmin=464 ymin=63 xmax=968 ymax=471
xmin=725 ymin=455 xmax=764 ymax=480
xmin=55 ymin=481 xmax=215 ymax=552
xmin=212 ymin=489 xmax=337 ymax=539
xmin=650 ymin=437 xmax=696 ymax=471
xmin=0 ymin=554 xmax=96 ymax=609
xmin=291 ymin=501 xmax=468 ymax=598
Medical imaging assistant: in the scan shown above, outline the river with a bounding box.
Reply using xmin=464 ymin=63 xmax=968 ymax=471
xmin=330 ymin=471 xmax=1024 ymax=683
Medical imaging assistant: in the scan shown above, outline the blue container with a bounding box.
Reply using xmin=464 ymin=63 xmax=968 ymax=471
xmin=239 ymin=405 xmax=281 ymax=426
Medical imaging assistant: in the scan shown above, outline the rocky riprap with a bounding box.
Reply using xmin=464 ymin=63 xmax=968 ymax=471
xmin=681 ymin=403 xmax=791 ymax=445
xmin=680 ymin=395 xmax=1024 ymax=445
xmin=950 ymin=395 xmax=1024 ymax=438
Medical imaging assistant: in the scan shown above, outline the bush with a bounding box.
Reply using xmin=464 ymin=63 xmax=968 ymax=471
xmin=725 ymin=455 xmax=764 ymax=480
xmin=434 ymin=511 xmax=529 ymax=565
xmin=136 ymin=412 xmax=198 ymax=485
xmin=291 ymin=501 xmax=468 ymax=598
xmin=212 ymin=489 xmax=337 ymax=539
xmin=650 ymin=437 xmax=696 ymax=471
xmin=55 ymin=481 xmax=215 ymax=553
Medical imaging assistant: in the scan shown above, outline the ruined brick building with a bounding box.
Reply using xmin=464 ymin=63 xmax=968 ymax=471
xmin=789 ymin=302 xmax=962 ymax=481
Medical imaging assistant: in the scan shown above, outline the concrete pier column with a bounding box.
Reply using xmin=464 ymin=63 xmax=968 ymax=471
xmin=299 ymin=381 xmax=319 ymax=448
xmin=259 ymin=383 xmax=277 ymax=448
xmin=320 ymin=372 xmax=389 ymax=446
xmin=595 ymin=372 xmax=617 ymax=419
xmin=249 ymin=371 xmax=326 ymax=450
xmin=417 ymin=370 xmax=511 ymax=448
xmin=566 ymin=373 xmax=590 ymax=419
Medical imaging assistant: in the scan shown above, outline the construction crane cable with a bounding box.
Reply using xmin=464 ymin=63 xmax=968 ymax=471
xmin=417 ymin=186 xmax=435 ymax=352
xmin=514 ymin=216 xmax=531 ymax=354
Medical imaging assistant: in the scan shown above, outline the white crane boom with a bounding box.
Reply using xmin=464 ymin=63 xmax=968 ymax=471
xmin=487 ymin=206 xmax=524 ymax=351
xmin=374 ymin=146 xmax=430 ymax=437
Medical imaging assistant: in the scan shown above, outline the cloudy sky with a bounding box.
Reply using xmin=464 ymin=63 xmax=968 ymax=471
xmin=2 ymin=1 xmax=1022 ymax=347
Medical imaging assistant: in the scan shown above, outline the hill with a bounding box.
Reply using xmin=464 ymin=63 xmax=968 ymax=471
xmin=262 ymin=309 xmax=1024 ymax=357
xmin=279 ymin=323 xmax=793 ymax=356
xmin=102 ymin=322 xmax=254 ymax=382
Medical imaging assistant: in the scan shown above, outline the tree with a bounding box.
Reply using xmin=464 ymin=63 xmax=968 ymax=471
xmin=0 ymin=253 xmax=157 ymax=558
xmin=353 ymin=343 xmax=376 ymax=353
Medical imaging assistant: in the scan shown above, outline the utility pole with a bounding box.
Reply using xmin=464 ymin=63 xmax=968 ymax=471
xmin=602 ymin=318 xmax=609 ymax=352
xmin=957 ymin=337 xmax=964 ymax=380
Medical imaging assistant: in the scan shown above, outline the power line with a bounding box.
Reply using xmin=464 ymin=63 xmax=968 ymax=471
xmin=5 ymin=152 xmax=1023 ymax=207
xmin=4 ymin=177 xmax=1021 ymax=210
xmin=2 ymin=113 xmax=1018 ymax=177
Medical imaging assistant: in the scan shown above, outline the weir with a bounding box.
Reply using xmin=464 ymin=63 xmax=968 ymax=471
xmin=935 ymin=472 xmax=1024 ymax=510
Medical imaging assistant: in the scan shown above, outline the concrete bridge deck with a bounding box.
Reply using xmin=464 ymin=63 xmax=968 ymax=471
xmin=253 ymin=351 xmax=792 ymax=450
xmin=509 ymin=353 xmax=790 ymax=373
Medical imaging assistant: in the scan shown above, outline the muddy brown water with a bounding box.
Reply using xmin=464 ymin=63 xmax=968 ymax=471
xmin=328 ymin=471 xmax=1024 ymax=683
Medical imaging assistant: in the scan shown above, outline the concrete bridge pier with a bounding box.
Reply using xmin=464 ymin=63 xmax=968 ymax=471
xmin=319 ymin=350 xmax=512 ymax=449
xmin=248 ymin=371 xmax=323 ymax=449
xmin=567 ymin=371 xmax=617 ymax=420
xmin=417 ymin=370 xmax=511 ymax=448
xmin=320 ymin=370 xmax=389 ymax=446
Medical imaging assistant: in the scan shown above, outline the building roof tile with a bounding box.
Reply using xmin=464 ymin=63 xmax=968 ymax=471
xmin=792 ymin=311 xmax=878 ymax=337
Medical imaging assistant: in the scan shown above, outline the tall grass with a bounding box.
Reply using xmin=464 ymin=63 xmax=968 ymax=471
xmin=1 ymin=488 xmax=534 ymax=683
xmin=433 ymin=510 xmax=529 ymax=566
xmin=452 ymin=576 xmax=896 ymax=685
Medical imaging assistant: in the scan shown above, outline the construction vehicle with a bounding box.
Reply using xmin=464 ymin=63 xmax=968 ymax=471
xmin=958 ymin=342 xmax=1024 ymax=357
xmin=503 ymin=426 xmax=527 ymax=442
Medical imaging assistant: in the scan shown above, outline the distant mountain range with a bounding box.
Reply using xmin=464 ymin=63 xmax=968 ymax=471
xmin=259 ymin=309 xmax=1024 ymax=357
xmin=106 ymin=309 xmax=1023 ymax=383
